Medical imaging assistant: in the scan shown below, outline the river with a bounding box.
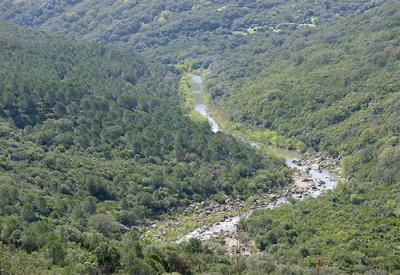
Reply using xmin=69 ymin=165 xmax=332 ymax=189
xmin=180 ymin=74 xmax=339 ymax=242
xmin=190 ymin=74 xmax=220 ymax=133
xmin=181 ymin=154 xmax=337 ymax=242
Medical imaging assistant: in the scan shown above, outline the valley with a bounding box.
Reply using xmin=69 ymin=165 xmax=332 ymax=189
xmin=145 ymin=73 xmax=341 ymax=257
xmin=0 ymin=1 xmax=398 ymax=274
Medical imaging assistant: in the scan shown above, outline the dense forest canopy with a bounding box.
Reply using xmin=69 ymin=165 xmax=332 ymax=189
xmin=0 ymin=0 xmax=399 ymax=274
xmin=0 ymin=21 xmax=292 ymax=274
xmin=229 ymin=3 xmax=400 ymax=274
xmin=0 ymin=0 xmax=387 ymax=62
xmin=220 ymin=1 xmax=400 ymax=183
xmin=0 ymin=1 xmax=394 ymax=108
xmin=1 ymin=0 xmax=395 ymax=134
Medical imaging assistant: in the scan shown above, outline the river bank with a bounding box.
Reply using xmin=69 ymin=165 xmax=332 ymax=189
xmin=190 ymin=73 xmax=220 ymax=133
xmin=143 ymin=73 xmax=341 ymax=256
xmin=186 ymin=74 xmax=341 ymax=250
xmin=143 ymin=148 xmax=341 ymax=247
xmin=179 ymin=151 xmax=340 ymax=241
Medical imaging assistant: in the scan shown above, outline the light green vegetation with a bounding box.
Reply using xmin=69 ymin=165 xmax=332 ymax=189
xmin=178 ymin=74 xmax=208 ymax=123
xmin=178 ymin=75 xmax=194 ymax=108
xmin=206 ymin=103 xmax=306 ymax=152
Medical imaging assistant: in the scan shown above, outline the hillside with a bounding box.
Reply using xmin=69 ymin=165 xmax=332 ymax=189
xmin=0 ymin=0 xmax=386 ymax=64
xmin=219 ymin=2 xmax=400 ymax=183
xmin=226 ymin=3 xmax=399 ymax=273
xmin=1 ymin=1 xmax=392 ymax=116
xmin=0 ymin=21 xmax=291 ymax=274
xmin=0 ymin=0 xmax=399 ymax=274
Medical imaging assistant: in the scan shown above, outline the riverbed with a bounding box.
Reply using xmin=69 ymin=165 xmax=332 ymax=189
xmin=180 ymin=153 xmax=338 ymax=242
xmin=190 ymin=74 xmax=220 ymax=133
xmin=180 ymin=74 xmax=339 ymax=243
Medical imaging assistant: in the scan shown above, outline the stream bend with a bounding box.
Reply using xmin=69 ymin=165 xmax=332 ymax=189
xmin=181 ymin=74 xmax=338 ymax=242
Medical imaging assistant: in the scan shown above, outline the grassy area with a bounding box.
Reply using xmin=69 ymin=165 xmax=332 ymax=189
xmin=232 ymin=26 xmax=260 ymax=36
xmin=178 ymin=73 xmax=208 ymax=123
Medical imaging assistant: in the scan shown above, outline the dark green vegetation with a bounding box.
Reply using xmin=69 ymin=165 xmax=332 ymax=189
xmin=0 ymin=22 xmax=292 ymax=273
xmin=242 ymin=180 xmax=400 ymax=274
xmin=0 ymin=0 xmax=393 ymax=99
xmin=233 ymin=2 xmax=400 ymax=274
xmin=0 ymin=0 xmax=386 ymax=65
xmin=221 ymin=2 xmax=400 ymax=180
xmin=0 ymin=1 xmax=391 ymax=122
xmin=0 ymin=0 xmax=399 ymax=274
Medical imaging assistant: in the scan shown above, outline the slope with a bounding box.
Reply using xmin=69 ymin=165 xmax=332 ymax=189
xmin=227 ymin=3 xmax=400 ymax=273
xmin=0 ymin=21 xmax=290 ymax=274
xmin=220 ymin=2 xmax=400 ymax=183
xmin=0 ymin=0 xmax=387 ymax=65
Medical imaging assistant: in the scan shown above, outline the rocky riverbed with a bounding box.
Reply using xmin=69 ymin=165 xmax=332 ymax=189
xmin=176 ymin=151 xmax=341 ymax=256
xmin=144 ymin=73 xmax=341 ymax=256
xmin=143 ymin=151 xmax=341 ymax=251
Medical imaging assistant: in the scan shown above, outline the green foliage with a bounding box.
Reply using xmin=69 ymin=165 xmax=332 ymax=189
xmin=0 ymin=20 xmax=290 ymax=274
xmin=219 ymin=2 xmax=400 ymax=184
xmin=94 ymin=242 xmax=121 ymax=274
xmin=0 ymin=0 xmax=398 ymax=274
xmin=243 ymin=181 xmax=400 ymax=273
xmin=0 ymin=0 xmax=383 ymax=69
xmin=245 ymin=128 xmax=305 ymax=151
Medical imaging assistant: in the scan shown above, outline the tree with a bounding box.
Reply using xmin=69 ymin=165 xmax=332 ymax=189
xmin=89 ymin=214 xmax=121 ymax=235
xmin=54 ymin=102 xmax=67 ymax=117
xmin=94 ymin=242 xmax=121 ymax=274
xmin=184 ymin=238 xmax=203 ymax=254
xmin=20 ymin=221 xmax=51 ymax=252
xmin=0 ymin=216 xmax=21 ymax=242
xmin=88 ymin=181 xmax=114 ymax=201
xmin=123 ymin=258 xmax=154 ymax=275
xmin=144 ymin=253 xmax=165 ymax=274
xmin=21 ymin=205 xmax=36 ymax=224
xmin=174 ymin=131 xmax=186 ymax=162
xmin=118 ymin=92 xmax=137 ymax=110
xmin=378 ymin=146 xmax=400 ymax=184
xmin=34 ymin=197 xmax=50 ymax=216
xmin=45 ymin=236 xmax=66 ymax=265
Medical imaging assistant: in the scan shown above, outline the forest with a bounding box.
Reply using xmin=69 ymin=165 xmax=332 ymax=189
xmin=0 ymin=0 xmax=399 ymax=274
xmin=218 ymin=1 xmax=400 ymax=182
xmin=0 ymin=0 xmax=387 ymax=65
xmin=227 ymin=3 xmax=400 ymax=274
xmin=0 ymin=21 xmax=292 ymax=274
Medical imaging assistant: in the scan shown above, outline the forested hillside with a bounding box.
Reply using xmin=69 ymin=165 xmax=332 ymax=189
xmin=0 ymin=22 xmax=291 ymax=273
xmin=220 ymin=2 xmax=400 ymax=184
xmin=1 ymin=0 xmax=394 ymax=136
xmin=0 ymin=0 xmax=399 ymax=274
xmin=1 ymin=0 xmax=392 ymax=115
xmin=0 ymin=0 xmax=386 ymax=65
xmin=229 ymin=3 xmax=399 ymax=273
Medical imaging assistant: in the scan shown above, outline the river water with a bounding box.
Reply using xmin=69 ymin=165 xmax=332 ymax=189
xmin=180 ymin=75 xmax=338 ymax=242
xmin=190 ymin=74 xmax=220 ymax=133
xmin=181 ymin=155 xmax=337 ymax=242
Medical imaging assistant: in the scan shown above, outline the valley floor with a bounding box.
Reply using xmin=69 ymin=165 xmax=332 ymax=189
xmin=144 ymin=73 xmax=343 ymax=257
